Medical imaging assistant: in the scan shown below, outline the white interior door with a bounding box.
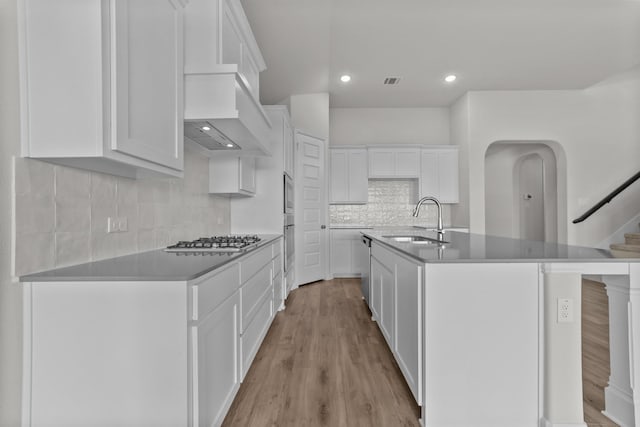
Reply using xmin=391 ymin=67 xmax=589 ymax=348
xmin=295 ymin=131 xmax=327 ymax=286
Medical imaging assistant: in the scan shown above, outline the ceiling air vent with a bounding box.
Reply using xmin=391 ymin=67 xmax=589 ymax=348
xmin=383 ymin=77 xmax=401 ymax=85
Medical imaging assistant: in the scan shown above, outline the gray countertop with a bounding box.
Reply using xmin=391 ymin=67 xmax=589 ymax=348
xmin=20 ymin=235 xmax=282 ymax=282
xmin=362 ymin=229 xmax=628 ymax=263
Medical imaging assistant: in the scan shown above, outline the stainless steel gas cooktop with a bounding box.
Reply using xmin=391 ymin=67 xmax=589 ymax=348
xmin=165 ymin=235 xmax=261 ymax=253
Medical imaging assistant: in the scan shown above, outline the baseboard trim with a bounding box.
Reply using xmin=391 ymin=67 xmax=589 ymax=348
xmin=540 ymin=419 xmax=587 ymax=427
xmin=604 ymin=384 xmax=636 ymax=427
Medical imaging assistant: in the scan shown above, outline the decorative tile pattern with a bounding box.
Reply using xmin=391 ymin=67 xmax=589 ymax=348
xmin=329 ymin=179 xmax=451 ymax=227
xmin=14 ymin=150 xmax=231 ymax=275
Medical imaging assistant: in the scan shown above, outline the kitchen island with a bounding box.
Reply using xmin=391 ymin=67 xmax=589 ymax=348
xmin=20 ymin=235 xmax=283 ymax=427
xmin=362 ymin=229 xmax=640 ymax=427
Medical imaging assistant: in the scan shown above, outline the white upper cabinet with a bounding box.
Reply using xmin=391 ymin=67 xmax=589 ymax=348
xmin=419 ymin=148 xmax=459 ymax=203
xmin=209 ymin=156 xmax=256 ymax=196
xmin=183 ymin=0 xmax=272 ymax=156
xmin=368 ymin=148 xmax=420 ymax=178
xmin=330 ymin=148 xmax=368 ymax=204
xmin=19 ymin=0 xmax=185 ymax=179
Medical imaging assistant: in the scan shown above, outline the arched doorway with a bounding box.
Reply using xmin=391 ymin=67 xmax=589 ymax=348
xmin=485 ymin=142 xmax=559 ymax=242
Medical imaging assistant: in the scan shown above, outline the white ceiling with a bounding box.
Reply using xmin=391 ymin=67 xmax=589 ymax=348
xmin=239 ymin=0 xmax=640 ymax=108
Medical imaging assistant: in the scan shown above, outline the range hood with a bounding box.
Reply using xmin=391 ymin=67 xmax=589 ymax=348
xmin=183 ymin=0 xmax=272 ymax=157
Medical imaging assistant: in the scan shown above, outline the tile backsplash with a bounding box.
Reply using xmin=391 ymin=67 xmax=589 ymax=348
xmin=329 ymin=179 xmax=451 ymax=227
xmin=14 ymin=149 xmax=230 ymax=276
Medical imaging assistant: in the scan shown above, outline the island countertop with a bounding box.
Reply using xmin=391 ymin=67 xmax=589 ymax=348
xmin=20 ymin=234 xmax=282 ymax=282
xmin=362 ymin=229 xmax=627 ymax=263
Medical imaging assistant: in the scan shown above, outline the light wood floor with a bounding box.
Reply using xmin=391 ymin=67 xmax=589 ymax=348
xmin=222 ymin=278 xmax=420 ymax=427
xmin=223 ymin=278 xmax=618 ymax=426
xmin=582 ymin=279 xmax=618 ymax=427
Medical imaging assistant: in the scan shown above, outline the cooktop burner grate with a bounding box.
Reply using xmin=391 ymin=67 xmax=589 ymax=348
xmin=165 ymin=235 xmax=261 ymax=253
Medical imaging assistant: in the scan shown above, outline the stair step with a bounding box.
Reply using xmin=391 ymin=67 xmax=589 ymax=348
xmin=625 ymin=233 xmax=640 ymax=245
xmin=610 ymin=243 xmax=640 ymax=258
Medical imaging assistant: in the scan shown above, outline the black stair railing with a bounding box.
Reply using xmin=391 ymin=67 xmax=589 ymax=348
xmin=573 ymin=170 xmax=640 ymax=224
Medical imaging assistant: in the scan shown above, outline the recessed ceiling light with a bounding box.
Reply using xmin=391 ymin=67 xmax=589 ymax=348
xmin=225 ymin=143 xmax=234 ymax=148
xmin=201 ymin=126 xmax=211 ymax=131
xmin=340 ymin=74 xmax=351 ymax=83
xmin=444 ymin=74 xmax=457 ymax=83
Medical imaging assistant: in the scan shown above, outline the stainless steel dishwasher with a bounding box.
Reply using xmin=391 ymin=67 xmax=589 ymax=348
xmin=360 ymin=234 xmax=372 ymax=304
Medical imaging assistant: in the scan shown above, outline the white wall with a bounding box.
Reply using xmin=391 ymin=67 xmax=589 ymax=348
xmin=453 ymin=67 xmax=640 ymax=246
xmin=289 ymin=93 xmax=330 ymax=139
xmin=13 ymin=149 xmax=230 ymax=276
xmin=329 ymin=107 xmax=450 ymax=146
xmin=484 ymin=143 xmax=558 ymax=242
xmin=0 ymin=0 xmax=23 ymax=424
xmin=449 ymin=95 xmax=471 ymax=228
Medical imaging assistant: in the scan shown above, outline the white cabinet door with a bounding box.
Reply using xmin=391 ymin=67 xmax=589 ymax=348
xmin=194 ymin=291 xmax=240 ymax=427
xmin=330 ymin=229 xmax=353 ymax=276
xmin=329 ymin=148 xmax=368 ymax=204
xmin=348 ymin=149 xmax=368 ymax=202
xmin=420 ymin=149 xmax=459 ymax=203
xmin=330 ymin=229 xmax=369 ymax=277
xmin=329 ymin=150 xmax=349 ymax=203
xmin=20 ymin=0 xmax=184 ymax=178
xmin=379 ymin=257 xmax=395 ymax=348
xmin=395 ymin=255 xmax=422 ymax=404
xmin=209 ymin=157 xmax=256 ymax=196
xmin=111 ymin=0 xmax=183 ymax=171
xmin=368 ymin=148 xmax=420 ymax=178
xmin=370 ymin=257 xmax=383 ymax=322
xmin=368 ymin=149 xmax=395 ymax=177
xmin=239 ymin=157 xmax=256 ymax=194
xmin=420 ymin=151 xmax=439 ymax=197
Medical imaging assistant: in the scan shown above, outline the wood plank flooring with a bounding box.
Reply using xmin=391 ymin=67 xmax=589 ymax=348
xmin=582 ymin=279 xmax=618 ymax=427
xmin=222 ymin=278 xmax=420 ymax=427
xmin=223 ymin=278 xmax=619 ymax=426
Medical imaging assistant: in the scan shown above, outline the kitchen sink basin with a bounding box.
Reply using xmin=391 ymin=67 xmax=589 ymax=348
xmin=382 ymin=235 xmax=448 ymax=244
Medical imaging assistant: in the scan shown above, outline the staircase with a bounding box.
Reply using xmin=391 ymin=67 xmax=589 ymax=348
xmin=610 ymin=224 xmax=640 ymax=258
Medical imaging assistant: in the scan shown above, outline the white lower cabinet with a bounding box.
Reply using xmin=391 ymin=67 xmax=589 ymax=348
xmin=193 ymin=290 xmax=240 ymax=427
xmin=23 ymin=238 xmax=283 ymax=427
xmin=379 ymin=255 xmax=395 ymax=348
xmin=330 ymin=228 xmax=368 ymax=277
xmin=369 ymin=242 xmax=422 ymax=404
xmin=394 ymin=254 xmax=422 ymax=404
xmin=369 ymin=257 xmax=383 ymax=327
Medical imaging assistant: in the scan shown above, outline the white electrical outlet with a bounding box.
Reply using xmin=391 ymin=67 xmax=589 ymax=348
xmin=557 ymin=298 xmax=574 ymax=323
xmin=107 ymin=217 xmax=118 ymax=233
xmin=118 ymin=216 xmax=128 ymax=232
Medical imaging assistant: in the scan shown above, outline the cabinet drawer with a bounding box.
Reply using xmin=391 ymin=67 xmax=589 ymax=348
xmin=192 ymin=263 xmax=240 ymax=321
xmin=272 ymin=254 xmax=282 ymax=279
xmin=240 ymin=263 xmax=272 ymax=331
xmin=272 ymin=241 xmax=281 ymax=259
xmin=241 ymin=246 xmax=271 ymax=283
xmin=240 ymin=290 xmax=273 ymax=378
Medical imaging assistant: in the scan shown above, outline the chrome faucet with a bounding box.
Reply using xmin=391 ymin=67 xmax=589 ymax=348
xmin=413 ymin=196 xmax=444 ymax=240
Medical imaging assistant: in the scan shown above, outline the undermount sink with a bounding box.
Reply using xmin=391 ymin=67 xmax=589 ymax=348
xmin=383 ymin=235 xmax=448 ymax=244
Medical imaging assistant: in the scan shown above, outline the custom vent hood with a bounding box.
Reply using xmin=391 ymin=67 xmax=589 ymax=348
xmin=183 ymin=0 xmax=272 ymax=156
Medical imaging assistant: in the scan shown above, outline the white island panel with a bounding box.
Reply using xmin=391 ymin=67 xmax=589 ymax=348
xmin=424 ymin=263 xmax=539 ymax=426
xmin=27 ymin=281 xmax=188 ymax=427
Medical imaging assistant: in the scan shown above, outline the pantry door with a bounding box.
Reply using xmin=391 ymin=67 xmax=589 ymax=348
xmin=295 ymin=131 xmax=328 ymax=286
